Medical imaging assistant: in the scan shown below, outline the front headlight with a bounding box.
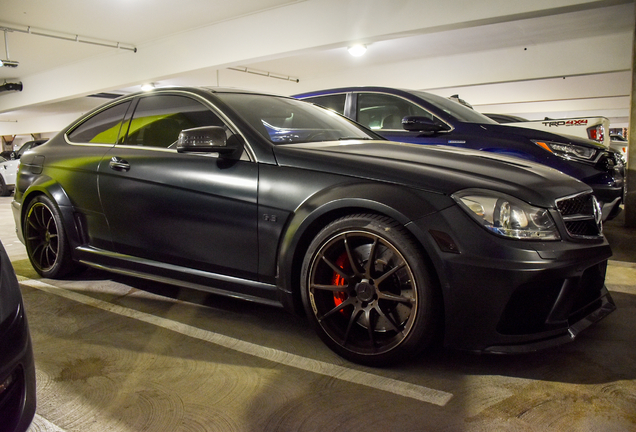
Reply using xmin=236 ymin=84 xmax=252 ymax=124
xmin=452 ymin=189 xmax=560 ymax=240
xmin=532 ymin=140 xmax=598 ymax=161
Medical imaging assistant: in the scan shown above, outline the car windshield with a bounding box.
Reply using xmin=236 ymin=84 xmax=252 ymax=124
xmin=217 ymin=93 xmax=377 ymax=144
xmin=410 ymin=90 xmax=499 ymax=124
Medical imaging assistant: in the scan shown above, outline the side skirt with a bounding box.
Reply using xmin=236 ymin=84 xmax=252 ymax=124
xmin=75 ymin=246 xmax=282 ymax=308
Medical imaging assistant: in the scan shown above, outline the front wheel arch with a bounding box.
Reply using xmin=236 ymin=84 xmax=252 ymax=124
xmin=278 ymin=203 xmax=444 ymax=321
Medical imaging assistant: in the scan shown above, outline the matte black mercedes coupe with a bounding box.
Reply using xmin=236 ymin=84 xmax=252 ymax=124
xmin=12 ymin=87 xmax=615 ymax=365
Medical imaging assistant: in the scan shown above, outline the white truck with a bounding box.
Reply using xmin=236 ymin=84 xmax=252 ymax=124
xmin=484 ymin=113 xmax=610 ymax=148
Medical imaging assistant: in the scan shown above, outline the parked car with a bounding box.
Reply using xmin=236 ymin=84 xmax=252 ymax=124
xmin=0 ymin=240 xmax=36 ymax=432
xmin=609 ymin=134 xmax=628 ymax=162
xmin=13 ymin=87 xmax=615 ymax=365
xmin=0 ymin=139 xmax=48 ymax=196
xmin=294 ymin=87 xmax=624 ymax=221
xmin=484 ymin=113 xmax=610 ymax=148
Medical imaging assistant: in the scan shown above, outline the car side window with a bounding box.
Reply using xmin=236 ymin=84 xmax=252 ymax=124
xmin=301 ymin=94 xmax=346 ymax=115
xmin=67 ymin=101 xmax=132 ymax=144
xmin=356 ymin=93 xmax=433 ymax=131
xmin=123 ymin=95 xmax=227 ymax=148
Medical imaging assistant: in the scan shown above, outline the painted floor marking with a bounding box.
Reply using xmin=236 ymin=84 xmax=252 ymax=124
xmin=20 ymin=277 xmax=453 ymax=406
xmin=29 ymin=414 xmax=68 ymax=432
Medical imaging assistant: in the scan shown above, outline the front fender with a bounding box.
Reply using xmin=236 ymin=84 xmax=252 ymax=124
xmin=275 ymin=181 xmax=453 ymax=314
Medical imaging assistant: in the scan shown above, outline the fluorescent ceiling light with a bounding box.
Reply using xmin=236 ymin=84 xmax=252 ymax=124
xmin=0 ymin=59 xmax=19 ymax=67
xmin=141 ymin=83 xmax=155 ymax=91
xmin=348 ymin=44 xmax=367 ymax=57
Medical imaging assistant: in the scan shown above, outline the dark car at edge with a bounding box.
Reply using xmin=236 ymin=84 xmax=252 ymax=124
xmin=294 ymin=87 xmax=624 ymax=221
xmin=0 ymin=239 xmax=36 ymax=431
xmin=12 ymin=87 xmax=615 ymax=365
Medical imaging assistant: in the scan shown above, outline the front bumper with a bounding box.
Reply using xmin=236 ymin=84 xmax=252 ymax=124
xmin=590 ymin=183 xmax=623 ymax=221
xmin=413 ymin=204 xmax=615 ymax=353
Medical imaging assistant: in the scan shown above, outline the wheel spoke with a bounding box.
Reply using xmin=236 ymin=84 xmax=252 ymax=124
xmin=374 ymin=261 xmax=406 ymax=286
xmin=343 ymin=236 xmax=363 ymax=277
xmin=317 ymin=296 xmax=355 ymax=321
xmin=311 ymin=283 xmax=350 ymax=292
xmin=374 ymin=304 xmax=403 ymax=334
xmin=364 ymin=309 xmax=376 ymax=347
xmin=342 ymin=308 xmax=363 ymax=347
xmin=377 ymin=290 xmax=414 ymax=304
xmin=320 ymin=254 xmax=350 ymax=282
xmin=364 ymin=237 xmax=379 ymax=278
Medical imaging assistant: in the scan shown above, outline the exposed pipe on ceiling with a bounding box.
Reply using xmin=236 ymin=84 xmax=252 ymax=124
xmin=0 ymin=24 xmax=137 ymax=52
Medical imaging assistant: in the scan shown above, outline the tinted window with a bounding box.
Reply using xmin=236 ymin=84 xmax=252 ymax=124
xmin=123 ymin=95 xmax=226 ymax=148
xmin=357 ymin=93 xmax=433 ymax=131
xmin=302 ymin=94 xmax=346 ymax=114
xmin=67 ymin=101 xmax=131 ymax=144
xmin=218 ymin=93 xmax=376 ymax=144
xmin=410 ymin=91 xmax=498 ymax=124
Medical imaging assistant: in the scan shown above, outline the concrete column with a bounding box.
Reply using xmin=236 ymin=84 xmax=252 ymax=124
xmin=625 ymin=0 xmax=636 ymax=228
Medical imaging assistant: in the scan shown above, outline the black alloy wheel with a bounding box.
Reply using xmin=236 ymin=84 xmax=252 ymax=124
xmin=24 ymin=195 xmax=77 ymax=278
xmin=301 ymin=214 xmax=439 ymax=365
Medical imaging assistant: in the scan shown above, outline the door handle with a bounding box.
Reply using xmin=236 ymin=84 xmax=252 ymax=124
xmin=109 ymin=156 xmax=130 ymax=172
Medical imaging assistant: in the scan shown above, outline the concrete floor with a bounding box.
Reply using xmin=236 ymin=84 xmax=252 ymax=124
xmin=1 ymin=196 xmax=634 ymax=432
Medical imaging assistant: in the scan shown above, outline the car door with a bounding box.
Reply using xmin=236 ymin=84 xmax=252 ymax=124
xmin=96 ymin=93 xmax=259 ymax=280
xmin=353 ymin=92 xmax=448 ymax=145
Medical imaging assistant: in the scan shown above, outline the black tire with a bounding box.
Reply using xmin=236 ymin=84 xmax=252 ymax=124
xmin=300 ymin=214 xmax=440 ymax=366
xmin=0 ymin=176 xmax=11 ymax=196
xmin=24 ymin=195 xmax=78 ymax=278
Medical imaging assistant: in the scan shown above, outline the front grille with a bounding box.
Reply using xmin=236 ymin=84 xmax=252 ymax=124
xmin=556 ymin=192 xmax=602 ymax=238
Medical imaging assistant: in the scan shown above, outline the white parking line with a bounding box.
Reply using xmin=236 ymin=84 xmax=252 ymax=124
xmin=20 ymin=277 xmax=453 ymax=406
xmin=29 ymin=414 xmax=68 ymax=432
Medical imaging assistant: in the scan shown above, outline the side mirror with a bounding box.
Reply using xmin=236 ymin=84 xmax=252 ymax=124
xmin=402 ymin=116 xmax=449 ymax=133
xmin=176 ymin=126 xmax=243 ymax=157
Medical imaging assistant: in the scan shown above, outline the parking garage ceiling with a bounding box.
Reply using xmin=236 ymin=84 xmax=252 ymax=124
xmin=0 ymin=0 xmax=634 ymax=136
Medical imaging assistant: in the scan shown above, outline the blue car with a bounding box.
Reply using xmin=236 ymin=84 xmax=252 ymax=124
xmin=294 ymin=87 xmax=624 ymax=221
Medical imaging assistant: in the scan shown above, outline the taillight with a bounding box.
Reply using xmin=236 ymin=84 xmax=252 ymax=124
xmin=587 ymin=125 xmax=605 ymax=143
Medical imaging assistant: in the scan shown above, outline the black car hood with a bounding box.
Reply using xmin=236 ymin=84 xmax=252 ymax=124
xmin=273 ymin=140 xmax=590 ymax=209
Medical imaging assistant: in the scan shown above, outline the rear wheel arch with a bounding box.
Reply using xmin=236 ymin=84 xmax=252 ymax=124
xmin=22 ymin=193 xmax=82 ymax=278
xmin=20 ymin=181 xmax=82 ymax=251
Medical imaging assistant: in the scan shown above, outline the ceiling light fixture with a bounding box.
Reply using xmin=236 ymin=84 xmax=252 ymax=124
xmin=0 ymin=29 xmax=19 ymax=68
xmin=348 ymin=44 xmax=367 ymax=57
xmin=141 ymin=83 xmax=155 ymax=91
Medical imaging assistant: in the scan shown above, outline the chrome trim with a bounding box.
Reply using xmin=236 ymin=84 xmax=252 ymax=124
xmin=63 ymin=89 xmax=257 ymax=162
xmin=555 ymin=191 xmax=603 ymax=238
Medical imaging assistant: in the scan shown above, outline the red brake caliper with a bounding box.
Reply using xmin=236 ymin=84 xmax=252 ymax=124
xmin=332 ymin=253 xmax=349 ymax=311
